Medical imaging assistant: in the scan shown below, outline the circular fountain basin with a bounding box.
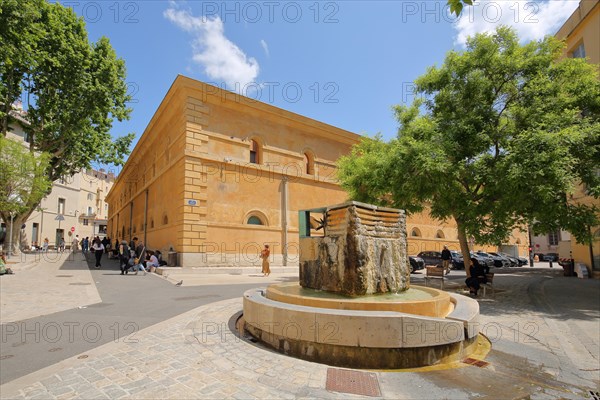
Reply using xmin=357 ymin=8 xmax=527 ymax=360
xmin=266 ymin=282 xmax=453 ymax=318
xmin=243 ymin=283 xmax=481 ymax=369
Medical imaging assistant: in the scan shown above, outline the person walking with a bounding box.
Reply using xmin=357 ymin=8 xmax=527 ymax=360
xmin=42 ymin=238 xmax=49 ymax=252
xmin=82 ymin=237 xmax=89 ymax=253
xmin=260 ymin=244 xmax=271 ymax=277
xmin=135 ymin=240 xmax=146 ymax=267
xmin=91 ymin=237 xmax=104 ymax=268
xmin=72 ymin=235 xmax=80 ymax=253
xmin=441 ymin=245 xmax=451 ymax=275
xmin=118 ymin=240 xmax=130 ymax=275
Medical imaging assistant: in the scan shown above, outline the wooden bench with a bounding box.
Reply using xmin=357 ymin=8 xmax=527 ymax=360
xmin=425 ymin=266 xmax=445 ymax=289
xmin=481 ymin=273 xmax=495 ymax=297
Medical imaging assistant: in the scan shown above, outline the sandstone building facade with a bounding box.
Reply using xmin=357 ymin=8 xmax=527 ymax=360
xmin=106 ymin=76 xmax=527 ymax=267
xmin=553 ymin=0 xmax=600 ymax=277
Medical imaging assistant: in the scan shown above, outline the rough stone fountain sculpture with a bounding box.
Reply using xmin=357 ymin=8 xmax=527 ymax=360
xmin=299 ymin=202 xmax=410 ymax=296
xmin=242 ymin=201 xmax=482 ymax=369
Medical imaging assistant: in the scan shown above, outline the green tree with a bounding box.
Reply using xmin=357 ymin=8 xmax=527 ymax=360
xmin=338 ymin=27 xmax=600 ymax=276
xmin=0 ymin=137 xmax=52 ymax=253
xmin=0 ymin=0 xmax=135 ymax=253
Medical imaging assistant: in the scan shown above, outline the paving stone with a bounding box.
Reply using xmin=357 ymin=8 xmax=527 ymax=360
xmin=48 ymin=385 xmax=75 ymax=396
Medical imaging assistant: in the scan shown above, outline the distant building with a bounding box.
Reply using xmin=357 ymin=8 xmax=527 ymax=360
xmin=105 ymin=76 xmax=527 ymax=267
xmin=550 ymin=0 xmax=600 ymax=277
xmin=1 ymin=105 xmax=114 ymax=250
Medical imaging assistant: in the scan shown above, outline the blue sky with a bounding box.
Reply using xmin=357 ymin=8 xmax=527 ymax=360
xmin=60 ymin=0 xmax=579 ymax=169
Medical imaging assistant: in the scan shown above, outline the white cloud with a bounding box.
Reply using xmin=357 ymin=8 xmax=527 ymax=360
xmin=260 ymin=39 xmax=270 ymax=57
xmin=164 ymin=7 xmax=259 ymax=89
xmin=453 ymin=0 xmax=580 ymax=46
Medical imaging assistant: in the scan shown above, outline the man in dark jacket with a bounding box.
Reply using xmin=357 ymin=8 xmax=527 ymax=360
xmin=118 ymin=240 xmax=130 ymax=275
xmin=441 ymin=245 xmax=452 ymax=275
xmin=135 ymin=240 xmax=146 ymax=266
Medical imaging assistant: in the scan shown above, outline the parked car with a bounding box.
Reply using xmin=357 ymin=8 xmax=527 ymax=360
xmin=478 ymin=251 xmax=508 ymax=268
xmin=534 ymin=252 xmax=546 ymax=261
xmin=408 ymin=256 xmax=425 ymax=273
xmin=498 ymin=252 xmax=521 ymax=267
xmin=544 ymin=253 xmax=559 ymax=261
xmin=471 ymin=251 xmax=495 ymax=269
xmin=488 ymin=252 xmax=513 ymax=268
xmin=416 ymin=251 xmax=443 ymax=267
xmin=450 ymin=251 xmax=465 ymax=270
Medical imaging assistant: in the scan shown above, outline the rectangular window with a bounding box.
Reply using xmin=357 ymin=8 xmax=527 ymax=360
xmin=83 ymin=219 xmax=89 ymax=226
xmin=548 ymin=230 xmax=560 ymax=246
xmin=58 ymin=198 xmax=65 ymax=215
xmin=572 ymin=42 xmax=586 ymax=59
xmin=87 ymin=206 xmax=93 ymax=215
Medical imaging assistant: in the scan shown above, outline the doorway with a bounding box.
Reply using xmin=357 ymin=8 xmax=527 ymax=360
xmin=32 ymin=223 xmax=39 ymax=246
xmin=55 ymin=229 xmax=64 ymax=249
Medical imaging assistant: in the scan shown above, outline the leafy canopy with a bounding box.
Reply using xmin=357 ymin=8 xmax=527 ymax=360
xmin=0 ymin=0 xmax=135 ymax=251
xmin=338 ymin=27 xmax=600 ymax=247
xmin=0 ymin=0 xmax=134 ymax=180
xmin=447 ymin=0 xmax=473 ymax=16
xmin=0 ymin=137 xmax=52 ymax=216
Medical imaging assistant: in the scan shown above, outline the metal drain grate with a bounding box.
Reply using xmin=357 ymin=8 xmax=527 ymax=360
xmin=69 ymin=282 xmax=91 ymax=285
xmin=325 ymin=368 xmax=381 ymax=397
xmin=590 ymin=390 xmax=600 ymax=400
xmin=462 ymin=357 xmax=490 ymax=368
xmin=56 ymin=275 xmax=73 ymax=278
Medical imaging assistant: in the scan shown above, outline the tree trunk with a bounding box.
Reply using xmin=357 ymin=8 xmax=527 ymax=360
xmin=1 ymin=209 xmax=36 ymax=257
xmin=455 ymin=218 xmax=472 ymax=278
xmin=1 ymin=215 xmax=27 ymax=256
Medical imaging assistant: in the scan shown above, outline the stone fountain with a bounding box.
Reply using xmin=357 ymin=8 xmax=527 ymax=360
xmin=242 ymin=202 xmax=481 ymax=369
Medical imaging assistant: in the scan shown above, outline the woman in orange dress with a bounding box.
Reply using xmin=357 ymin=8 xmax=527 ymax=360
xmin=261 ymin=244 xmax=270 ymax=276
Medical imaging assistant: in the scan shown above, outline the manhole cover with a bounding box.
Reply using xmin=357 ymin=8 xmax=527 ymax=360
xmin=77 ymin=355 xmax=89 ymax=359
xmin=49 ymin=348 xmax=62 ymax=352
xmin=0 ymin=355 xmax=14 ymax=360
xmin=69 ymin=282 xmax=91 ymax=285
xmin=325 ymin=368 xmax=381 ymax=397
xmin=462 ymin=357 xmax=490 ymax=368
xmin=56 ymin=275 xmax=74 ymax=278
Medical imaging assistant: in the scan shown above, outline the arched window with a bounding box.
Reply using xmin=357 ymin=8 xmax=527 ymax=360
xmin=163 ymin=214 xmax=169 ymax=225
xmin=87 ymin=193 xmax=94 ymax=201
xmin=516 ymin=238 xmax=522 ymax=244
xmin=436 ymin=230 xmax=445 ymax=239
xmin=249 ymin=139 xmax=261 ymax=164
xmin=247 ymin=216 xmax=264 ymax=225
xmin=150 ymin=219 xmax=154 ymax=229
xmin=303 ymin=152 xmax=315 ymax=175
xmin=244 ymin=211 xmax=269 ymax=226
xmin=411 ymin=228 xmax=422 ymax=237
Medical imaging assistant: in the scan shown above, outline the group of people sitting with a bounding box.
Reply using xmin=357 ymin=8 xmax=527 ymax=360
xmin=115 ymin=236 xmax=167 ymax=275
xmin=0 ymin=251 xmax=14 ymax=275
